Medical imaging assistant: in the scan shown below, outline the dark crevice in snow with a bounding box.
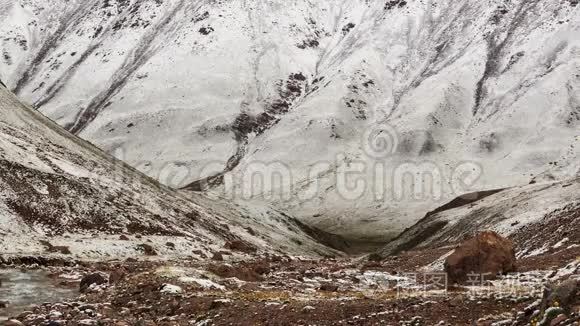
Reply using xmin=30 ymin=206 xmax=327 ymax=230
xmin=12 ymin=1 xmax=97 ymax=95
xmin=472 ymin=0 xmax=541 ymax=116
xmin=183 ymin=73 xmax=311 ymax=192
xmin=66 ymin=0 xmax=198 ymax=135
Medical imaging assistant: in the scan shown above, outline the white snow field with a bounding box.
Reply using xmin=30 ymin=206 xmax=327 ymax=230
xmin=0 ymin=0 xmax=579 ymax=242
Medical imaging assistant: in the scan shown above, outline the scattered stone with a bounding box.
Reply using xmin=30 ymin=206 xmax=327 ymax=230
xmin=137 ymin=243 xmax=157 ymax=256
xmin=211 ymin=252 xmax=224 ymax=261
xmin=160 ymin=284 xmax=183 ymax=294
xmin=319 ymin=283 xmax=339 ymax=292
xmin=302 ymin=305 xmax=316 ymax=312
xmin=17 ymin=311 xmax=33 ymax=319
xmin=540 ymin=278 xmax=579 ymax=316
xmin=224 ymin=240 xmax=257 ymax=254
xmin=199 ymin=26 xmax=214 ymax=35
xmin=80 ymin=273 xmax=107 ymax=293
xmin=207 ymin=263 xmax=263 ymax=282
xmin=49 ymin=310 xmax=63 ymax=318
xmin=550 ymin=314 xmax=568 ymax=325
xmin=210 ymin=299 xmax=231 ymax=309
xmin=46 ymin=321 xmax=62 ymax=326
xmin=192 ymin=250 xmax=207 ymax=259
xmin=109 ymin=268 xmax=126 ymax=284
xmin=39 ymin=240 xmax=71 ymax=255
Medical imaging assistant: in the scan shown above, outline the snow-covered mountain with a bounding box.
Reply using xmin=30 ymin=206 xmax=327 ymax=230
xmin=376 ymin=176 xmax=580 ymax=258
xmin=0 ymin=84 xmax=341 ymax=259
xmin=1 ymin=0 xmax=579 ymax=243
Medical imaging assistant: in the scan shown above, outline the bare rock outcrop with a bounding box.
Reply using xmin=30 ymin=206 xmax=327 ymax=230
xmin=444 ymin=231 xmax=517 ymax=283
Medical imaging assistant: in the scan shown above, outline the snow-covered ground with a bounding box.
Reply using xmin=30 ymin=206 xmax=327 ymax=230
xmin=0 ymin=0 xmax=579 ymax=241
xmin=0 ymin=85 xmax=340 ymax=259
xmin=378 ymin=176 xmax=580 ymax=257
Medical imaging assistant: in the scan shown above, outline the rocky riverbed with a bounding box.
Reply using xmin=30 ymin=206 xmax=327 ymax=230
xmin=0 ymin=243 xmax=578 ymax=325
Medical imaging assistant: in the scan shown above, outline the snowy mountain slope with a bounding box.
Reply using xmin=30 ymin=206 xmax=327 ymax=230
xmin=376 ymin=176 xmax=580 ymax=258
xmin=0 ymin=84 xmax=341 ymax=259
xmin=1 ymin=0 xmax=579 ymax=242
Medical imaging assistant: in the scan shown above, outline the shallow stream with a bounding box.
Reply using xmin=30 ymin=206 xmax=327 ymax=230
xmin=0 ymin=269 xmax=77 ymax=320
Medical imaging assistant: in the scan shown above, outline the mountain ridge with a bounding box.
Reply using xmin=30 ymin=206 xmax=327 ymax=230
xmin=1 ymin=0 xmax=579 ymax=241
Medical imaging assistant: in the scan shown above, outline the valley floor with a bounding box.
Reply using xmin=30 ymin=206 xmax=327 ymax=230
xmin=1 ymin=243 xmax=578 ymax=326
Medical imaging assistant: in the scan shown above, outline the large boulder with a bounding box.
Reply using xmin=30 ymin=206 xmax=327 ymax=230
xmin=444 ymin=231 xmax=517 ymax=283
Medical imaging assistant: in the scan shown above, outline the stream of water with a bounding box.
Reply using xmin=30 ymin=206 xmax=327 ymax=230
xmin=0 ymin=269 xmax=77 ymax=320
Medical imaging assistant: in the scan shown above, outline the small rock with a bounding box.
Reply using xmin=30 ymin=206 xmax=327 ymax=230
xmin=449 ymin=296 xmax=464 ymax=307
xmin=79 ymin=304 xmax=96 ymax=311
xmin=303 ymin=305 xmax=316 ymax=312
xmin=224 ymin=240 xmax=257 ymax=254
xmin=540 ymin=278 xmax=579 ymax=315
xmin=210 ymin=299 xmax=232 ymax=309
xmin=550 ymin=314 xmax=568 ymax=326
xmin=319 ymin=283 xmax=339 ymax=292
xmin=17 ymin=311 xmax=33 ymax=319
xmin=212 ymin=252 xmax=224 ymax=261
xmin=49 ymin=310 xmax=63 ymax=318
xmin=137 ymin=243 xmax=157 ymax=256
xmin=160 ymin=284 xmax=183 ymax=294
xmin=79 ymin=273 xmax=107 ymax=293
xmin=109 ymin=268 xmax=127 ymax=284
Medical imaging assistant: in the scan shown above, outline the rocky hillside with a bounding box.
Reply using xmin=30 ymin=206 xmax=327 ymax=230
xmin=0 ymin=84 xmax=341 ymax=260
xmin=377 ymin=177 xmax=580 ymax=258
xmin=1 ymin=0 xmax=579 ymax=242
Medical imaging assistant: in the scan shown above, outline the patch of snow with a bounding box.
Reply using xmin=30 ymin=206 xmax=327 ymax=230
xmin=552 ymin=237 xmax=569 ymax=249
xmin=523 ymin=245 xmax=550 ymax=258
xmin=191 ymin=278 xmax=225 ymax=291
xmin=160 ymin=284 xmax=183 ymax=294
xmin=58 ymin=271 xmax=84 ymax=281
